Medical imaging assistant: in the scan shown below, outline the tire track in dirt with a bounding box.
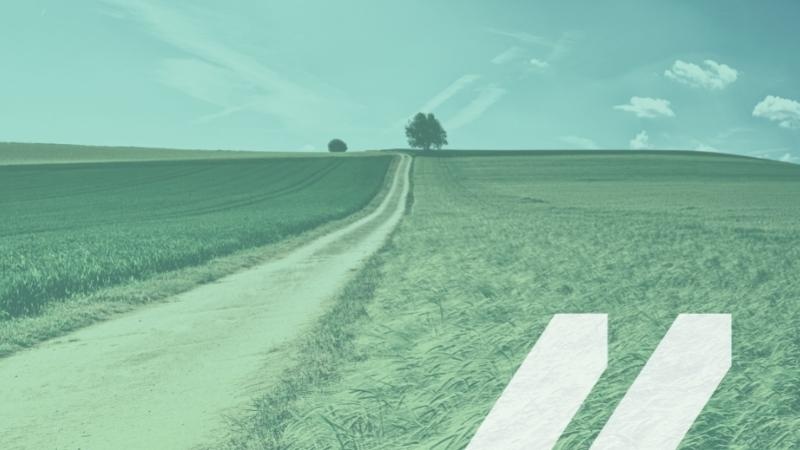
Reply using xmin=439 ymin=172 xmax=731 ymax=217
xmin=0 ymin=154 xmax=411 ymax=450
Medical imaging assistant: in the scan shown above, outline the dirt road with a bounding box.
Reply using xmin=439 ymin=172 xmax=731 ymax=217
xmin=0 ymin=154 xmax=411 ymax=449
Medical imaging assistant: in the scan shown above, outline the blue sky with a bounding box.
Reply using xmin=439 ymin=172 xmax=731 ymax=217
xmin=1 ymin=0 xmax=798 ymax=161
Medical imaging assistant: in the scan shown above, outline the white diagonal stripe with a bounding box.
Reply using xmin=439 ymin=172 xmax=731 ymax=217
xmin=591 ymin=314 xmax=731 ymax=450
xmin=468 ymin=314 xmax=607 ymax=450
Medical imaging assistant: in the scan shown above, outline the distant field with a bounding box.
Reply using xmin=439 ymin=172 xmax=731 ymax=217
xmin=0 ymin=142 xmax=330 ymax=165
xmin=234 ymin=151 xmax=800 ymax=449
xmin=0 ymin=156 xmax=392 ymax=318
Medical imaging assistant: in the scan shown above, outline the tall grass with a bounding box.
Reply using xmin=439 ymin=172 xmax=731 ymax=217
xmin=229 ymin=152 xmax=800 ymax=449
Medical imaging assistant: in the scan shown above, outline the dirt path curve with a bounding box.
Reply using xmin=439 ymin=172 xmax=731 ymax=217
xmin=0 ymin=154 xmax=412 ymax=450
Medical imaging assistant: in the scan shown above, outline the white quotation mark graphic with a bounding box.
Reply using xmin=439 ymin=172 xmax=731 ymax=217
xmin=468 ymin=314 xmax=731 ymax=450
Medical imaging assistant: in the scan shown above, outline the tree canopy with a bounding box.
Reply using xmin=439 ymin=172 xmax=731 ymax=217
xmin=405 ymin=113 xmax=448 ymax=151
xmin=328 ymin=139 xmax=348 ymax=153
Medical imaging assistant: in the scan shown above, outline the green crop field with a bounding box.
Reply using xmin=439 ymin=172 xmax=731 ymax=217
xmin=0 ymin=156 xmax=391 ymax=319
xmin=0 ymin=142 xmax=330 ymax=165
xmin=230 ymin=151 xmax=800 ymax=449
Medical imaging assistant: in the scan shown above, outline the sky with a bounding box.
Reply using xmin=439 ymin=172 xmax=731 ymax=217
xmin=1 ymin=0 xmax=798 ymax=161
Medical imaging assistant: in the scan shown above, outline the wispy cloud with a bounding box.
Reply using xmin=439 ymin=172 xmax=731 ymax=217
xmin=615 ymin=97 xmax=675 ymax=118
xmin=485 ymin=28 xmax=553 ymax=47
xmin=486 ymin=28 xmax=579 ymax=70
xmin=419 ymin=74 xmax=481 ymax=113
xmin=529 ymin=58 xmax=550 ymax=70
xmin=490 ymin=49 xmax=550 ymax=74
xmin=195 ymin=105 xmax=250 ymax=124
xmin=491 ymin=46 xmax=524 ymax=65
xmin=694 ymin=143 xmax=722 ymax=153
xmin=665 ymin=60 xmax=738 ymax=90
xmin=779 ymin=153 xmax=799 ymax=164
xmin=158 ymin=58 xmax=244 ymax=107
xmin=392 ymin=74 xmax=481 ymax=128
xmin=298 ymin=144 xmax=317 ymax=152
xmin=546 ymin=31 xmax=580 ymax=61
xmin=96 ymin=6 xmax=128 ymax=20
xmin=630 ymin=130 xmax=650 ymax=149
xmin=753 ymin=95 xmax=800 ymax=129
xmin=101 ymin=0 xmax=341 ymax=126
xmin=560 ymin=136 xmax=599 ymax=150
xmin=445 ymin=84 xmax=506 ymax=131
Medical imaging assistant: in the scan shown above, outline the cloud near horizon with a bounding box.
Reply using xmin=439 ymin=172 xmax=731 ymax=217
xmin=560 ymin=135 xmax=599 ymax=149
xmin=629 ymin=130 xmax=650 ymax=149
xmin=615 ymin=97 xmax=675 ymax=118
xmin=779 ymin=153 xmax=799 ymax=163
xmin=695 ymin=143 xmax=721 ymax=153
xmin=665 ymin=59 xmax=738 ymax=90
xmin=753 ymin=95 xmax=800 ymax=129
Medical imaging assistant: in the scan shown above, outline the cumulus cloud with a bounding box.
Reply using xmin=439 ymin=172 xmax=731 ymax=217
xmin=615 ymin=97 xmax=675 ymax=118
xmin=560 ymin=136 xmax=599 ymax=150
xmin=665 ymin=59 xmax=738 ymax=90
xmin=753 ymin=95 xmax=800 ymax=129
xmin=630 ymin=131 xmax=650 ymax=150
xmin=779 ymin=153 xmax=799 ymax=164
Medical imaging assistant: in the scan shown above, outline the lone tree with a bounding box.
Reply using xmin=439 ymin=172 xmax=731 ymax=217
xmin=405 ymin=113 xmax=448 ymax=151
xmin=328 ymin=138 xmax=348 ymax=153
